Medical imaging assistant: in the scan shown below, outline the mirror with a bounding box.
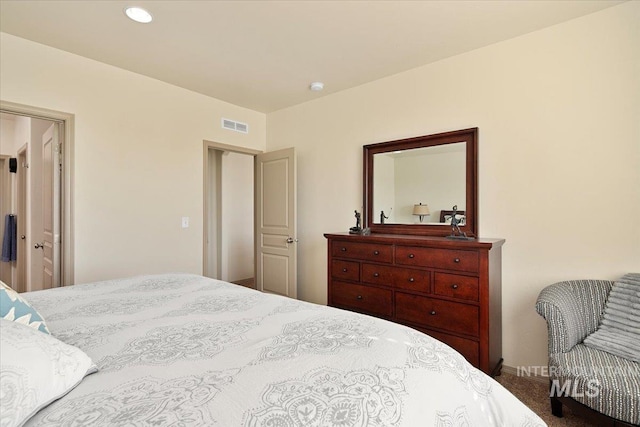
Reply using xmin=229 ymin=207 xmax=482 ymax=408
xmin=363 ymin=128 xmax=478 ymax=237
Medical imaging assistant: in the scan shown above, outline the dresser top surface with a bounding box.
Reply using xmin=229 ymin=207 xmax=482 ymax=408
xmin=324 ymin=232 xmax=504 ymax=249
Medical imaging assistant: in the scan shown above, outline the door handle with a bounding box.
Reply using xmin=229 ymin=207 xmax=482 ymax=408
xmin=34 ymin=243 xmax=44 ymax=249
xmin=286 ymin=237 xmax=298 ymax=244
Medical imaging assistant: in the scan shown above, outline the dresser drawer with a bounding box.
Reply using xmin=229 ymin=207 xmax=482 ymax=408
xmin=331 ymin=281 xmax=393 ymax=318
xmin=395 ymin=246 xmax=479 ymax=273
xmin=331 ymin=260 xmax=360 ymax=282
xmin=332 ymin=240 xmax=393 ymax=263
xmin=394 ymin=269 xmax=430 ymax=293
xmin=362 ymin=264 xmax=430 ymax=292
xmin=395 ymin=292 xmax=479 ymax=337
xmin=361 ymin=263 xmax=396 ymax=286
xmin=434 ymin=273 xmax=479 ymax=301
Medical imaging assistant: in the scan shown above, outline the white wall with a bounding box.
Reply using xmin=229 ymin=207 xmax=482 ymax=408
xmin=221 ymin=151 xmax=254 ymax=282
xmin=0 ymin=32 xmax=267 ymax=284
xmin=12 ymin=117 xmax=29 ymax=276
xmin=206 ymin=149 xmax=221 ymax=279
xmin=266 ymin=2 xmax=640 ymax=369
xmin=372 ymin=154 xmax=395 ymax=223
xmin=394 ymin=148 xmax=466 ymax=223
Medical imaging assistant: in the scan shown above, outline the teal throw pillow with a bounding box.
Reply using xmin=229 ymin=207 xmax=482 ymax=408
xmin=0 ymin=281 xmax=50 ymax=334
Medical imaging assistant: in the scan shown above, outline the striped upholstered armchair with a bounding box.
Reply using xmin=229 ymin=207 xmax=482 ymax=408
xmin=536 ymin=279 xmax=640 ymax=426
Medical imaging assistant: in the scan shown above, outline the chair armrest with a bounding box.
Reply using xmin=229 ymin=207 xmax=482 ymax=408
xmin=536 ymin=279 xmax=613 ymax=354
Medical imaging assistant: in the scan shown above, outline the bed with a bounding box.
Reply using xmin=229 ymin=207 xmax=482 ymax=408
xmin=3 ymin=274 xmax=545 ymax=426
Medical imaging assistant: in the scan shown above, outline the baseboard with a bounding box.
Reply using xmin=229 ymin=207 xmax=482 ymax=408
xmin=502 ymin=364 xmax=549 ymax=385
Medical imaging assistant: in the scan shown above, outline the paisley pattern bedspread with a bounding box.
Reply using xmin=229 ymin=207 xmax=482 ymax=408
xmin=22 ymin=274 xmax=545 ymax=426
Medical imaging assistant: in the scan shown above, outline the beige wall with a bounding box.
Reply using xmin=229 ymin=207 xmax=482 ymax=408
xmin=0 ymin=32 xmax=267 ymax=284
xmin=0 ymin=115 xmax=17 ymax=155
xmin=266 ymin=2 xmax=640 ymax=369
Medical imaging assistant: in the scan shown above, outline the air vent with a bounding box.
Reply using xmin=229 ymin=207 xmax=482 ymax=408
xmin=221 ymin=118 xmax=249 ymax=134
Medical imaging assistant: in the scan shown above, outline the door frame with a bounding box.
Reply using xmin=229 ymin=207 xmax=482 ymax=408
xmin=202 ymin=140 xmax=261 ymax=279
xmin=0 ymin=100 xmax=75 ymax=286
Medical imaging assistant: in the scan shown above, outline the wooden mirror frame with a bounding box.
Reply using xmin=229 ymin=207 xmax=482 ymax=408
xmin=363 ymin=128 xmax=478 ymax=237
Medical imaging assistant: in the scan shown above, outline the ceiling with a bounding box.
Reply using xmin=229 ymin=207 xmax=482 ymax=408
xmin=0 ymin=0 xmax=623 ymax=113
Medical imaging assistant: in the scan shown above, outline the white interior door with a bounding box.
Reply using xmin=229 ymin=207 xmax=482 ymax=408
xmin=17 ymin=147 xmax=27 ymax=292
xmin=255 ymin=148 xmax=297 ymax=298
xmin=41 ymin=124 xmax=60 ymax=288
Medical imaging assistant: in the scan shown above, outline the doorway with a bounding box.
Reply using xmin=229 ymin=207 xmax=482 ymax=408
xmin=203 ymin=142 xmax=298 ymax=298
xmin=203 ymin=141 xmax=260 ymax=288
xmin=0 ymin=101 xmax=74 ymax=290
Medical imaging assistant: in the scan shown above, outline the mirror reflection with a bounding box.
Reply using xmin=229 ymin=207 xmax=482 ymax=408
xmin=372 ymin=142 xmax=466 ymax=225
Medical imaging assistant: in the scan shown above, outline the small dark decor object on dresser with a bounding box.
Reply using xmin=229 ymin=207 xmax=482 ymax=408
xmin=349 ymin=210 xmax=362 ymax=234
xmin=446 ymin=205 xmax=474 ymax=241
xmin=379 ymin=208 xmax=391 ymax=224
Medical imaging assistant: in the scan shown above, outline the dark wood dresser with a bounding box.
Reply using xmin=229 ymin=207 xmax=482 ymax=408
xmin=325 ymin=232 xmax=504 ymax=376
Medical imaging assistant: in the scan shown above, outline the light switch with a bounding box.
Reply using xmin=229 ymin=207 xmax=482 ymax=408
xmin=181 ymin=217 xmax=189 ymax=228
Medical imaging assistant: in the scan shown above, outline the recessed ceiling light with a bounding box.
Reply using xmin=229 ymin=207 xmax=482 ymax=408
xmin=124 ymin=7 xmax=153 ymax=24
xmin=309 ymin=82 xmax=324 ymax=91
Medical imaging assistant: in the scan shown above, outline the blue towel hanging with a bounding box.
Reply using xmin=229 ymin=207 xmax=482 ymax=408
xmin=1 ymin=214 xmax=17 ymax=262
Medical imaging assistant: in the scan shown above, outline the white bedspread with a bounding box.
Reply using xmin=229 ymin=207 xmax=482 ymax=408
xmin=22 ymin=274 xmax=545 ymax=426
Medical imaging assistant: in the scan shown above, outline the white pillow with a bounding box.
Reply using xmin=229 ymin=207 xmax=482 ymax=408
xmin=584 ymin=273 xmax=640 ymax=362
xmin=0 ymin=319 xmax=97 ymax=427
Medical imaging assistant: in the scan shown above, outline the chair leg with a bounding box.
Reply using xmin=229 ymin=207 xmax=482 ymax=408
xmin=551 ymin=396 xmax=563 ymax=418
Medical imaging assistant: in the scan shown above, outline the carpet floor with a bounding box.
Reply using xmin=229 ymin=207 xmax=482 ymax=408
xmin=496 ymin=372 xmax=597 ymax=426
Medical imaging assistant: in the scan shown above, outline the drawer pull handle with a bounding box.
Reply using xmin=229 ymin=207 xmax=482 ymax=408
xmin=373 ymin=250 xmax=380 ymax=255
xmin=451 ymin=284 xmax=459 ymax=289
xmin=454 ymin=258 xmax=460 ymax=263
xmin=408 ymin=254 xmax=415 ymax=259
xmin=357 ymin=295 xmax=363 ymax=300
xmin=342 ymin=268 xmax=348 ymax=272
xmin=430 ymin=310 xmax=437 ymax=315
xmin=373 ymin=273 xmax=379 ymax=278
xmin=341 ymin=247 xmax=347 ymax=252
xmin=409 ymin=277 xmax=415 ymax=282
